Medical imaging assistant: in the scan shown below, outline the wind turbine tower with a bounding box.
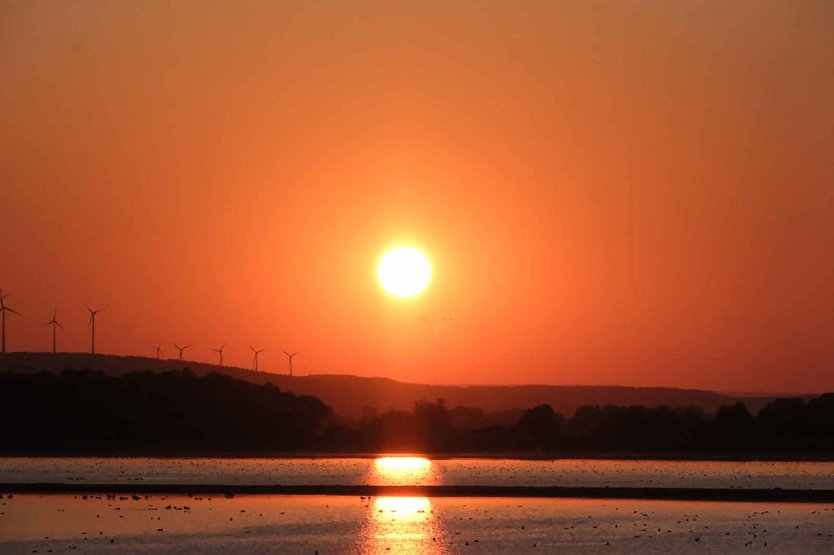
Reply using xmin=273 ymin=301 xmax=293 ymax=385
xmin=283 ymin=350 xmax=299 ymax=376
xmin=85 ymin=306 xmax=103 ymax=355
xmin=211 ymin=344 xmax=225 ymax=366
xmin=0 ymin=289 xmax=21 ymax=354
xmin=155 ymin=344 xmax=162 ymax=360
xmin=45 ymin=309 xmax=63 ymax=353
xmin=173 ymin=343 xmax=190 ymax=361
xmin=249 ymin=346 xmax=265 ymax=371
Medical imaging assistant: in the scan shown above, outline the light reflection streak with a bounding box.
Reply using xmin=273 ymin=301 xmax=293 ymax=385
xmin=357 ymin=496 xmax=446 ymax=554
xmin=355 ymin=457 xmax=445 ymax=552
xmin=371 ymin=456 xmax=435 ymax=485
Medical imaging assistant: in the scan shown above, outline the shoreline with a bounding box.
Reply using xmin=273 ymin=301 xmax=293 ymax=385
xmin=3 ymin=483 xmax=834 ymax=503
xmin=2 ymin=452 xmax=834 ymax=462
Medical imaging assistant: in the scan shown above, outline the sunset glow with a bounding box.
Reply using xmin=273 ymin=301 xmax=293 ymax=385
xmin=2 ymin=1 xmax=833 ymax=552
xmin=1 ymin=1 xmax=833 ymax=393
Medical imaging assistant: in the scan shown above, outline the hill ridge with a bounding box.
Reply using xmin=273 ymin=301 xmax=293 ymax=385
xmin=0 ymin=352 xmax=775 ymax=419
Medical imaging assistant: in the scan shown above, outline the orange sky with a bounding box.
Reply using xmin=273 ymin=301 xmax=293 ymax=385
xmin=1 ymin=1 xmax=833 ymax=393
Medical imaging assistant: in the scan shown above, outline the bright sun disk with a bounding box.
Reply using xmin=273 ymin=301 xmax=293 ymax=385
xmin=378 ymin=247 xmax=432 ymax=297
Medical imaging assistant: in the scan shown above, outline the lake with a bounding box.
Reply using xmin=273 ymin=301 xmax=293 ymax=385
xmin=2 ymin=457 xmax=834 ymax=553
xmin=1 ymin=493 xmax=833 ymax=553
xmin=2 ymin=456 xmax=834 ymax=489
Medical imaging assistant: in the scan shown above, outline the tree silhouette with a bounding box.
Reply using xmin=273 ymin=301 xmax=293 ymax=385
xmin=1 ymin=369 xmax=833 ymax=455
xmin=517 ymin=404 xmax=564 ymax=451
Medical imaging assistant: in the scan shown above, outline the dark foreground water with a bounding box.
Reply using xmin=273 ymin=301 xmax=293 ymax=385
xmin=1 ymin=494 xmax=833 ymax=554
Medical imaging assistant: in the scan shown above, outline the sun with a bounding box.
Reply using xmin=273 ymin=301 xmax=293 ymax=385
xmin=378 ymin=247 xmax=432 ymax=297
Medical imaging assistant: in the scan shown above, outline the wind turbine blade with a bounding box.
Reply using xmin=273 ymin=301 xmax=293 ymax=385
xmin=56 ymin=321 xmax=64 ymax=329
xmin=7 ymin=307 xmax=20 ymax=315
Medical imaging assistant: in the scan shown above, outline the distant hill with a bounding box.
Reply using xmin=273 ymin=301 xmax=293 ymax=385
xmin=0 ymin=352 xmax=776 ymax=420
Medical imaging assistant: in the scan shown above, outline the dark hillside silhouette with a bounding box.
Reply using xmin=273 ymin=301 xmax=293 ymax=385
xmin=0 ymin=369 xmax=331 ymax=454
xmin=0 ymin=352 xmax=778 ymax=420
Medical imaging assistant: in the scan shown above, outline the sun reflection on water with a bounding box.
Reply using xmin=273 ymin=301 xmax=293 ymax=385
xmin=357 ymin=496 xmax=447 ymax=554
xmin=371 ymin=456 xmax=435 ymax=485
xmin=375 ymin=496 xmax=431 ymax=518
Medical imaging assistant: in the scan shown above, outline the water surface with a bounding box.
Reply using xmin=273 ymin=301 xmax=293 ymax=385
xmin=1 ymin=493 xmax=832 ymax=554
xmin=2 ymin=457 xmax=834 ymax=490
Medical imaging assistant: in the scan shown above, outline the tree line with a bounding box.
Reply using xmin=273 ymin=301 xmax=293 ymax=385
xmin=1 ymin=369 xmax=832 ymax=456
xmin=0 ymin=369 xmax=331 ymax=453
xmin=328 ymin=396 xmax=834 ymax=455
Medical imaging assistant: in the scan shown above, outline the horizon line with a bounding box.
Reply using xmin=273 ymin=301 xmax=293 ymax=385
xmin=0 ymin=351 xmax=821 ymax=397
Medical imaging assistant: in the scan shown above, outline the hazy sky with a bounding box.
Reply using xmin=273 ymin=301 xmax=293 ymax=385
xmin=2 ymin=1 xmax=833 ymax=392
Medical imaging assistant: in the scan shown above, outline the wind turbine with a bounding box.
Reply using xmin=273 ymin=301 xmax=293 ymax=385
xmin=155 ymin=344 xmax=162 ymax=360
xmin=211 ymin=344 xmax=225 ymax=366
xmin=0 ymin=289 xmax=21 ymax=354
xmin=85 ymin=305 xmax=103 ymax=354
xmin=249 ymin=346 xmax=265 ymax=371
xmin=44 ymin=309 xmax=63 ymax=353
xmin=283 ymin=350 xmax=299 ymax=376
xmin=173 ymin=343 xmax=190 ymax=361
